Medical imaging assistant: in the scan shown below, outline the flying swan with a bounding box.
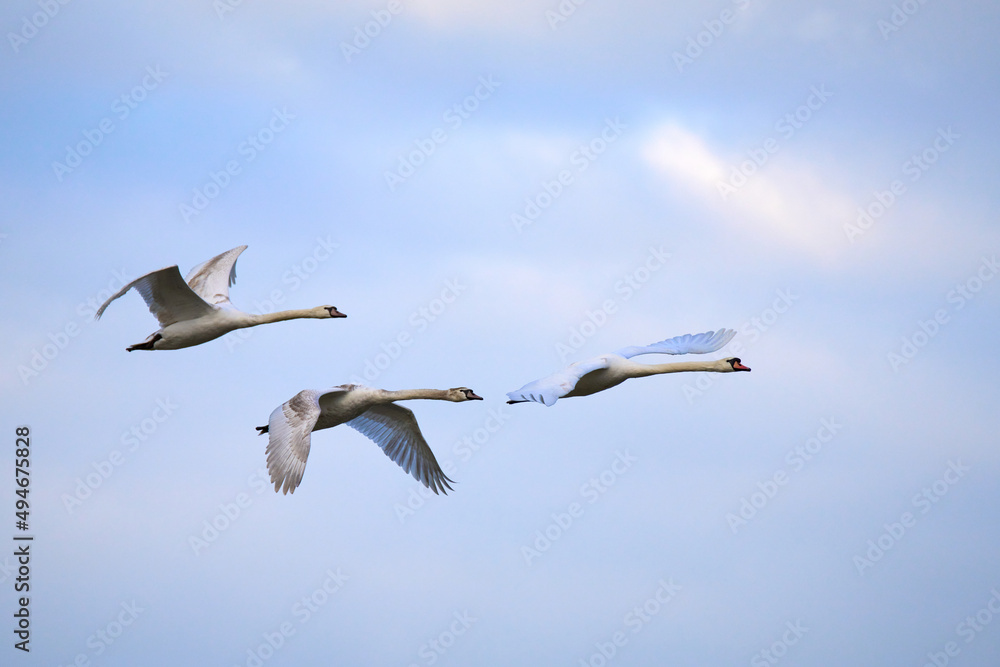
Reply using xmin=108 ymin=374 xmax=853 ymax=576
xmin=506 ymin=329 xmax=749 ymax=406
xmin=95 ymin=245 xmax=346 ymax=350
xmin=256 ymin=385 xmax=483 ymax=495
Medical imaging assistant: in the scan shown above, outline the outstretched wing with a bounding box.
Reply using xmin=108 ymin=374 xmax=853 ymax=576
xmin=265 ymin=389 xmax=327 ymax=495
xmin=95 ymin=265 xmax=215 ymax=327
xmin=614 ymin=328 xmax=736 ymax=359
xmin=184 ymin=245 xmax=247 ymax=307
xmin=346 ymin=403 xmax=455 ymax=494
xmin=506 ymin=356 xmax=611 ymax=407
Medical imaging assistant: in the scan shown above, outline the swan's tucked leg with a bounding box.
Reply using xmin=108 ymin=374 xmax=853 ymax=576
xmin=255 ymin=425 xmax=269 ymax=435
xmin=126 ymin=333 xmax=161 ymax=352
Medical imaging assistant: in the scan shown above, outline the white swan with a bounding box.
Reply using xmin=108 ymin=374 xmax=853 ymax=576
xmin=95 ymin=245 xmax=346 ymax=351
xmin=256 ymin=385 xmax=483 ymax=495
xmin=506 ymin=329 xmax=749 ymax=406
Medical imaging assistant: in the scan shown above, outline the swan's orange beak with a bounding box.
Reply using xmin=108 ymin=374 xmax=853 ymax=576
xmin=326 ymin=307 xmax=347 ymax=318
xmin=733 ymin=361 xmax=751 ymax=371
xmin=467 ymin=391 xmax=484 ymax=400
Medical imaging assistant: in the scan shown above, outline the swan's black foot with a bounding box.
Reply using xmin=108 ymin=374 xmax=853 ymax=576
xmin=126 ymin=334 xmax=161 ymax=352
xmin=506 ymin=399 xmax=528 ymax=405
xmin=255 ymin=425 xmax=269 ymax=435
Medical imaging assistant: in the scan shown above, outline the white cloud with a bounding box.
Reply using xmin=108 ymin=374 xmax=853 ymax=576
xmin=642 ymin=123 xmax=855 ymax=262
xmin=404 ymin=0 xmax=549 ymax=32
xmin=793 ymin=8 xmax=842 ymax=42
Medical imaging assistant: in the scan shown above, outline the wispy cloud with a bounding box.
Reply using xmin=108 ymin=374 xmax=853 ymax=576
xmin=642 ymin=123 xmax=854 ymax=262
xmin=407 ymin=0 xmax=555 ymax=31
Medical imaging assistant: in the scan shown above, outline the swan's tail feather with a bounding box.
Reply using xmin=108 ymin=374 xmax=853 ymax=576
xmin=125 ymin=332 xmax=161 ymax=352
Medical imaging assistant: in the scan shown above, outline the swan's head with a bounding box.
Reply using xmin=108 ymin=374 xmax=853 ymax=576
xmin=725 ymin=357 xmax=751 ymax=372
xmin=449 ymin=387 xmax=483 ymax=402
xmin=320 ymin=306 xmax=347 ymax=318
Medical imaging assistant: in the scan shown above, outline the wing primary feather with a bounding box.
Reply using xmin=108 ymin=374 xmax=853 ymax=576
xmin=346 ymin=403 xmax=455 ymax=494
xmin=506 ymin=356 xmax=612 ymax=406
xmin=95 ymin=265 xmax=215 ymax=327
xmin=264 ymin=391 xmax=321 ymax=495
xmin=184 ymin=245 xmax=247 ymax=306
xmin=614 ymin=328 xmax=736 ymax=359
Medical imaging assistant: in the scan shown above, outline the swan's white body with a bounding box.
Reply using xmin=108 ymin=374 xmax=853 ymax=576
xmin=95 ymin=245 xmax=346 ymax=350
xmin=507 ymin=329 xmax=749 ymax=406
xmin=258 ymin=384 xmax=482 ymax=495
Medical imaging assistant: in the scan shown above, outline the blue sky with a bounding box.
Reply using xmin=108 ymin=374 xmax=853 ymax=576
xmin=2 ymin=1 xmax=1000 ymax=665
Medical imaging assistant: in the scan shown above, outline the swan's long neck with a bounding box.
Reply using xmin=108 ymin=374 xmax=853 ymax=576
xmin=379 ymin=389 xmax=452 ymax=402
xmin=627 ymin=360 xmax=727 ymax=378
xmin=247 ymin=309 xmax=324 ymax=325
